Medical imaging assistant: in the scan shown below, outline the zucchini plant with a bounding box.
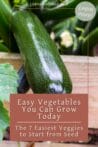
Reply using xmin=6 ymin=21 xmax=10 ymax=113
xmin=0 ymin=0 xmax=98 ymax=141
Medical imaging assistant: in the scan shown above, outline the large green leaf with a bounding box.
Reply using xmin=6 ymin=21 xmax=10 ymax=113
xmin=0 ymin=101 xmax=9 ymax=141
xmin=0 ymin=63 xmax=18 ymax=102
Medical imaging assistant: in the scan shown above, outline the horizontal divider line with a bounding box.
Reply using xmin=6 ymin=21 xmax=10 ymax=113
xmin=17 ymin=121 xmax=82 ymax=124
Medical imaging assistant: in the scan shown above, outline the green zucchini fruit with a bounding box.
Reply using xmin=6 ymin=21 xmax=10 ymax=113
xmin=0 ymin=0 xmax=12 ymax=48
xmin=0 ymin=0 xmax=19 ymax=52
xmin=11 ymin=11 xmax=72 ymax=93
xmin=18 ymin=66 xmax=30 ymax=93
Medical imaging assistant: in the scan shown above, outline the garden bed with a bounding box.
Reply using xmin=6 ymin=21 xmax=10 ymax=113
xmin=0 ymin=52 xmax=98 ymax=146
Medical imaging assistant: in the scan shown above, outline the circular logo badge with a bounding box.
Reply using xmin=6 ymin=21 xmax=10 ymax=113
xmin=75 ymin=1 xmax=96 ymax=21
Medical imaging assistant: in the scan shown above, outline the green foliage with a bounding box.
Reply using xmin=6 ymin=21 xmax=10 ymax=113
xmin=0 ymin=101 xmax=9 ymax=141
xmin=0 ymin=63 xmax=18 ymax=102
xmin=0 ymin=43 xmax=9 ymax=52
xmin=0 ymin=63 xmax=19 ymax=141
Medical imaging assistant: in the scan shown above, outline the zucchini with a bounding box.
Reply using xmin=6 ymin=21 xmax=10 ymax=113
xmin=11 ymin=11 xmax=72 ymax=93
xmin=0 ymin=0 xmax=12 ymax=48
xmin=0 ymin=0 xmax=19 ymax=52
xmin=18 ymin=66 xmax=30 ymax=93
